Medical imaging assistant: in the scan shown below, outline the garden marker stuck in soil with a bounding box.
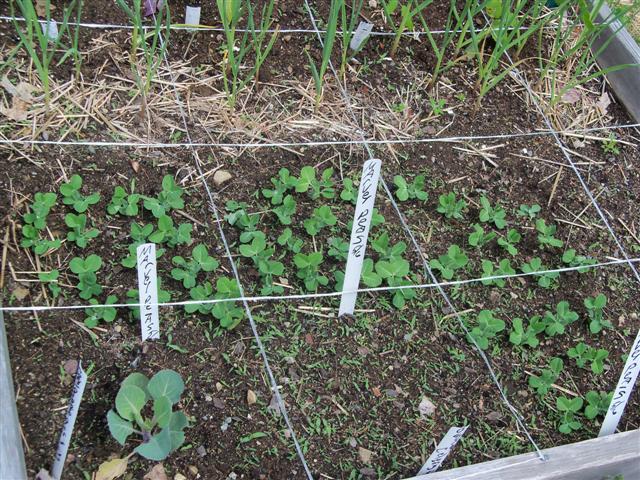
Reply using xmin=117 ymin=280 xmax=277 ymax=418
xmin=417 ymin=426 xmax=469 ymax=475
xmin=339 ymin=158 xmax=381 ymax=316
xmin=136 ymin=243 xmax=160 ymax=341
xmin=599 ymin=330 xmax=640 ymax=437
xmin=350 ymin=21 xmax=373 ymax=51
xmin=51 ymin=361 xmax=87 ymax=480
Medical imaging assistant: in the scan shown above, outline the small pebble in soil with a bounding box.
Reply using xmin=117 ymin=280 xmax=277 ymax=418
xmin=196 ymin=445 xmax=207 ymax=457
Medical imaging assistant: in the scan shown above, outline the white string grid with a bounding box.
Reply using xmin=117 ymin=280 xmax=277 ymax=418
xmin=0 ymin=123 xmax=638 ymax=149
xmin=2 ymin=257 xmax=637 ymax=313
xmin=1 ymin=14 xmax=543 ymax=36
xmin=301 ymin=0 xmax=552 ymax=463
xmin=1 ymin=3 xmax=637 ymax=475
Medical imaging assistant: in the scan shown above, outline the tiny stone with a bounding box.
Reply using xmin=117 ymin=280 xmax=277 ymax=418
xmin=216 ymin=382 xmax=223 ymax=391
xmin=188 ymin=466 xmax=198 ymax=476
xmin=196 ymin=445 xmax=207 ymax=457
xmin=213 ymin=170 xmax=232 ymax=186
xmin=348 ymin=437 xmax=357 ymax=448
xmin=205 ymin=395 xmax=212 ymax=402
xmin=63 ymin=359 xmax=78 ymax=376
xmin=174 ymin=474 xmax=187 ymax=480
xmin=284 ymin=356 xmax=295 ymax=364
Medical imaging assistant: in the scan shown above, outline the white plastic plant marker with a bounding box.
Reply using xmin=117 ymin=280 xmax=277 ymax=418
xmin=51 ymin=361 xmax=87 ymax=480
xmin=338 ymin=158 xmax=382 ymax=316
xmin=184 ymin=5 xmax=201 ymax=28
xmin=41 ymin=20 xmax=59 ymax=41
xmin=417 ymin=425 xmax=469 ymax=475
xmin=137 ymin=243 xmax=160 ymax=341
xmin=599 ymin=329 xmax=640 ymax=437
xmin=350 ymin=21 xmax=373 ymax=51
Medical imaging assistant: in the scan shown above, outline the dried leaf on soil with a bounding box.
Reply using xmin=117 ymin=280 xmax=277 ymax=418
xmin=95 ymin=457 xmax=128 ymax=480
xmin=143 ymin=463 xmax=168 ymax=480
xmin=247 ymin=389 xmax=257 ymax=405
xmin=1 ymin=76 xmax=37 ymax=121
xmin=358 ymin=447 xmax=373 ymax=464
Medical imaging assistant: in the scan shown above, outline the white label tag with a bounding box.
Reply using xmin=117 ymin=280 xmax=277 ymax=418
xmin=137 ymin=243 xmax=160 ymax=341
xmin=185 ymin=5 xmax=201 ymax=26
xmin=51 ymin=362 xmax=87 ymax=480
xmin=41 ymin=20 xmax=59 ymax=41
xmin=350 ymin=22 xmax=373 ymax=51
xmin=599 ymin=329 xmax=640 ymax=437
xmin=338 ymin=159 xmax=382 ymax=316
xmin=417 ymin=426 xmax=468 ymax=475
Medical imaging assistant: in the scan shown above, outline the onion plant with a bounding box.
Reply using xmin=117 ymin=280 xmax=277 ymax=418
xmin=115 ymin=0 xmax=170 ymax=97
xmin=305 ymin=0 xmax=341 ymax=108
xmin=539 ymin=0 xmax=637 ymax=104
xmin=418 ymin=0 xmax=487 ymax=88
xmin=338 ymin=0 xmax=365 ymax=78
xmin=380 ymin=0 xmax=433 ymax=58
xmin=10 ymin=0 xmax=82 ymax=105
xmin=216 ymin=0 xmax=278 ymax=107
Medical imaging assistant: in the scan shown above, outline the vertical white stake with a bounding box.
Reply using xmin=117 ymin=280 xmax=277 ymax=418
xmin=599 ymin=330 xmax=640 ymax=437
xmin=51 ymin=362 xmax=87 ymax=480
xmin=417 ymin=426 xmax=469 ymax=475
xmin=137 ymin=243 xmax=160 ymax=341
xmin=338 ymin=159 xmax=381 ymax=316
xmin=41 ymin=20 xmax=59 ymax=41
xmin=185 ymin=5 xmax=201 ymax=28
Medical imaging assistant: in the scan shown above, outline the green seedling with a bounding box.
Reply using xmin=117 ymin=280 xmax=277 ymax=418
xmin=262 ymin=168 xmax=297 ymax=205
xmin=294 ymin=252 xmax=328 ymax=291
xmin=143 ymin=175 xmax=185 ymax=218
xmin=528 ymin=357 xmax=563 ymax=397
xmin=340 ymin=178 xmax=357 ymax=204
xmin=481 ymin=259 xmax=515 ymax=288
xmin=38 ymin=269 xmax=61 ymax=298
xmin=536 ymin=219 xmax=563 ymax=248
xmin=70 ymin=254 xmax=102 ymax=299
xmin=562 ymin=249 xmax=596 ymax=273
xmin=211 ymin=277 xmax=244 ymax=329
xmin=107 ymin=370 xmax=188 ymax=461
xmin=60 ymin=175 xmax=100 ymax=213
xmin=430 ymin=244 xmax=468 ymax=279
xmin=121 ymin=223 xmax=166 ymax=269
xmin=601 ymin=133 xmax=620 ymax=155
xmin=84 ymin=295 xmax=117 ymax=328
xmin=429 ymin=97 xmax=446 ymax=116
xmin=584 ymin=294 xmax=611 ymax=334
xmin=584 ymin=390 xmax=613 ymax=420
xmin=304 ymin=205 xmax=337 ymax=236
xmin=295 ymin=166 xmax=335 ymax=200
xmin=328 ymin=237 xmax=349 ymax=261
xmin=23 ymin=192 xmax=57 ymax=230
xmin=479 ymin=196 xmax=507 ymax=229
xmin=21 ymin=226 xmax=61 ymax=255
xmin=517 ymin=203 xmax=541 ymax=220
xmin=148 ymin=215 xmax=192 ymax=247
xmin=239 ymin=232 xmax=284 ymax=295
xmin=371 ymin=232 xmax=406 ymax=262
xmin=393 ymin=174 xmax=428 ymax=201
xmin=521 ymin=257 xmax=558 ymax=289
xmin=277 ymin=228 xmax=303 ymax=254
xmin=381 ymin=0 xmax=433 ymax=58
xmin=557 ymin=396 xmax=583 ymax=434
xmin=568 ymin=342 xmax=609 ymax=374
xmin=225 ymin=201 xmax=260 ymax=238
xmin=542 ymin=301 xmax=579 ymax=336
xmin=468 ymin=224 xmax=496 ymax=248
xmin=375 ymin=257 xmax=415 ymax=308
xmin=466 ymin=309 xmax=505 ymax=350
xmin=273 ymin=195 xmax=297 ymax=225
xmin=509 ymin=316 xmax=545 ymax=348
xmin=107 ymin=182 xmax=140 ymax=216
xmin=335 ymin=258 xmax=382 ymax=289
xmin=171 ymin=244 xmax=219 ymax=288
xmin=304 ymin=0 xmax=340 ymax=107
xmin=247 ymin=0 xmax=279 ymax=89
xmin=497 ymin=229 xmax=521 ymax=256
xmin=65 ymin=213 xmax=99 ymax=248
xmin=437 ymin=192 xmax=466 ymax=220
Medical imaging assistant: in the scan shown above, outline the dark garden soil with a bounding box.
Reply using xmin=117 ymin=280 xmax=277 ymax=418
xmin=1 ymin=0 xmax=639 ymax=479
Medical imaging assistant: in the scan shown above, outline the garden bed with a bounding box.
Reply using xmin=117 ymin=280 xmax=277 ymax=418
xmin=1 ymin=0 xmax=639 ymax=479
